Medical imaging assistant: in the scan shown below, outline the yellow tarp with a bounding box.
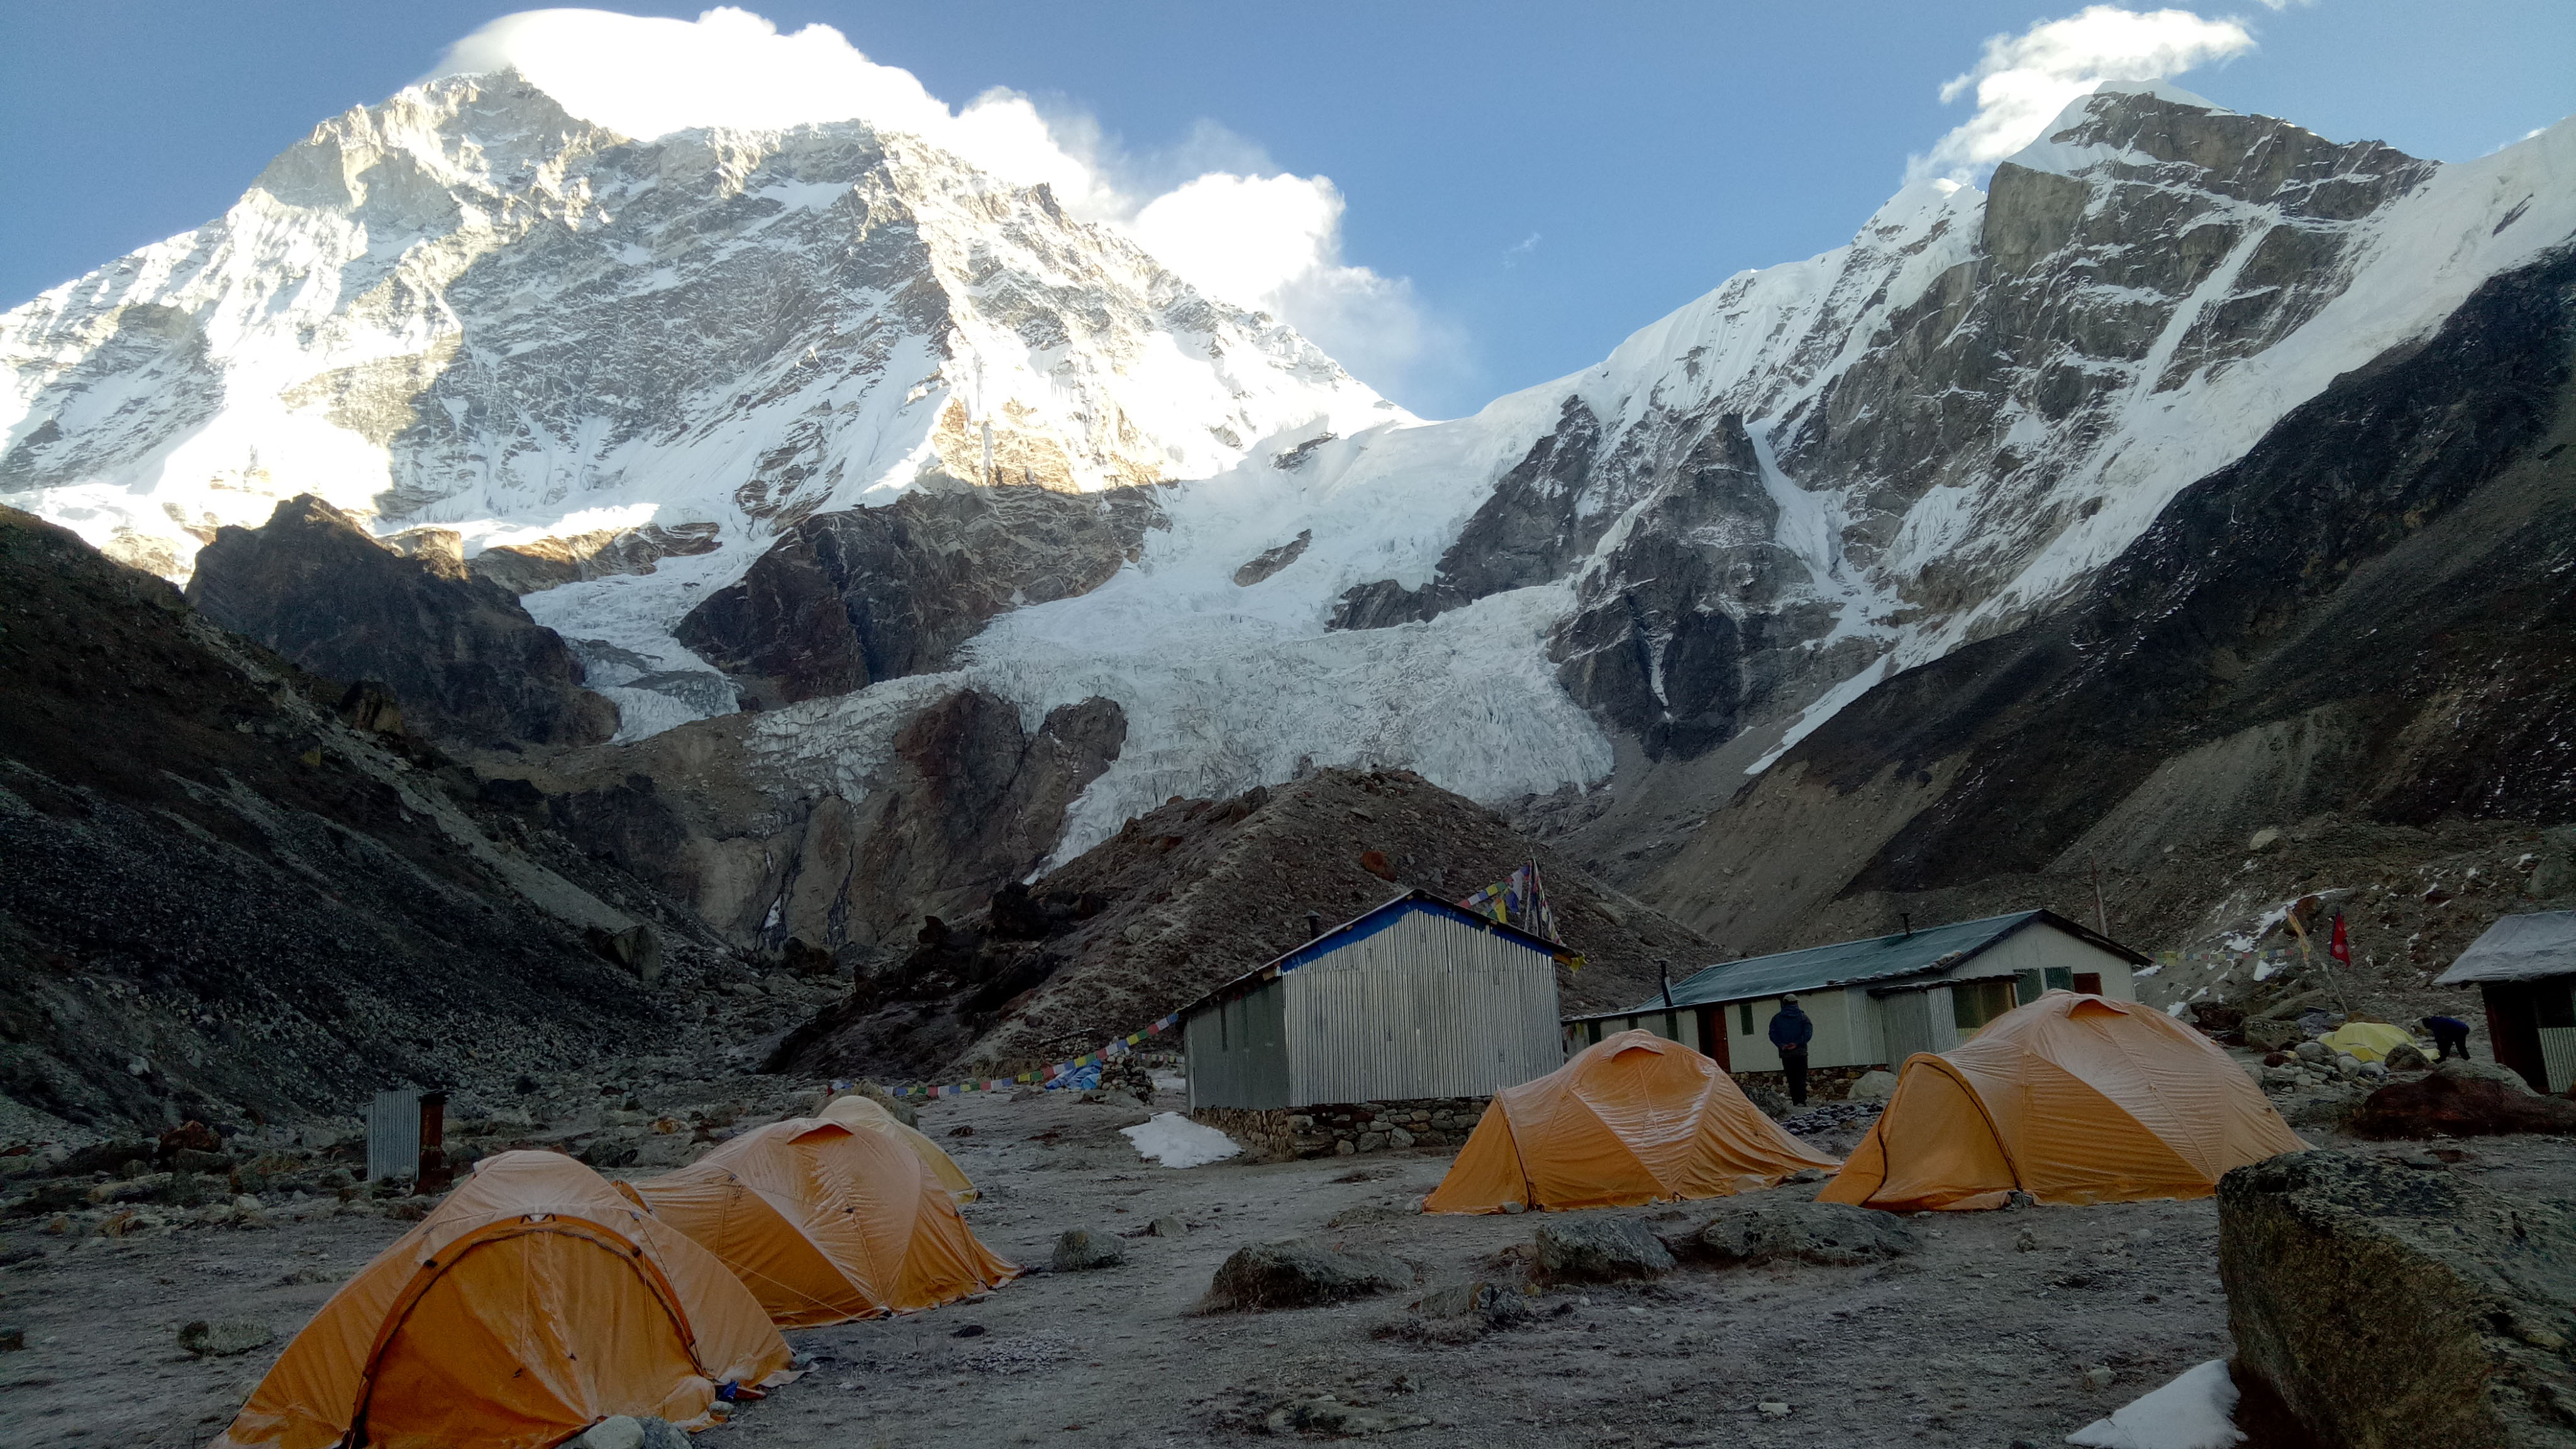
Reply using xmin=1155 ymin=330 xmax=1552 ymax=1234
xmin=1425 ymin=1030 xmax=1841 ymax=1214
xmin=1821 ymin=992 xmax=2308 ymax=1212
xmin=818 ymin=1091 xmax=980 ymax=1202
xmin=2319 ymin=1021 xmax=2418 ymax=1063
xmin=211 ymin=1150 xmax=793 ymax=1449
xmin=628 ymin=1118 xmax=1017 ymax=1327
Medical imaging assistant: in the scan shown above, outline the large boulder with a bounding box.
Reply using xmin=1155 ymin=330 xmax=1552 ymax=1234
xmin=2219 ymin=1150 xmax=2576 ymax=1448
xmin=2349 ymin=1059 xmax=2576 ymax=1140
xmin=1844 ymin=1070 xmax=1899 ymax=1103
xmin=1534 ymin=1216 xmax=1675 ymax=1284
xmin=1201 ymin=1236 xmax=1413 ymax=1311
xmin=1685 ymin=1196 xmax=1919 ymax=1268
xmin=1050 ymin=1228 xmax=1125 ymax=1272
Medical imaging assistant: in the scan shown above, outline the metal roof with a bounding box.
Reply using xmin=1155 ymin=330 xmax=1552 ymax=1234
xmin=1175 ymin=890 xmax=1573 ymax=1019
xmin=2434 ymin=911 xmax=2576 ymax=985
xmin=1563 ymin=908 xmax=2146 ymax=1023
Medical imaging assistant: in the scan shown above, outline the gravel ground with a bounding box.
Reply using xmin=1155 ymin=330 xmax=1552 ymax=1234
xmin=6 ymin=1091 xmax=2569 ymax=1449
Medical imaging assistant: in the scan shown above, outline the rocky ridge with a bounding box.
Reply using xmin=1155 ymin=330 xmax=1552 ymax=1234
xmin=770 ymin=767 xmax=1708 ymax=1083
xmin=0 ymin=506 xmax=769 ymax=1133
xmin=186 ymin=494 xmax=619 ymax=749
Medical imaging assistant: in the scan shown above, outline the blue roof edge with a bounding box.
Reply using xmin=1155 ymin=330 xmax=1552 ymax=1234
xmin=1174 ymin=889 xmax=1572 ymax=1021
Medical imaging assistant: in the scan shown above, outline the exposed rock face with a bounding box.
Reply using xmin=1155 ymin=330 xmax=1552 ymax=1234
xmin=186 ymin=496 xmax=617 ymax=750
xmin=2219 ymin=1150 xmax=2576 ymax=1448
xmin=767 ymin=768 xmax=1709 ymax=1084
xmin=467 ymin=521 xmax=723 ymax=596
xmin=1232 ymin=530 xmax=1311 ymax=588
xmin=677 ymin=484 xmax=1166 ymax=708
xmin=1549 ymin=414 xmax=1856 ymax=760
xmin=0 ymin=507 xmax=688 ymax=1129
xmin=1329 ymin=397 xmax=1606 ymax=631
xmin=1625 ymin=242 xmax=2576 ymax=953
xmin=536 ymin=687 xmax=1126 ymax=960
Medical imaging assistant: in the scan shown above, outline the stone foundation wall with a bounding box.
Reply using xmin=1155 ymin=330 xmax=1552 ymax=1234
xmin=1729 ymin=1064 xmax=1882 ymax=1102
xmin=1189 ymin=1097 xmax=1491 ymax=1162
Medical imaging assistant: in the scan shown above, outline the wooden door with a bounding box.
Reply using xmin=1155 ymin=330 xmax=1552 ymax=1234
xmin=1698 ymin=1008 xmax=1729 ymax=1071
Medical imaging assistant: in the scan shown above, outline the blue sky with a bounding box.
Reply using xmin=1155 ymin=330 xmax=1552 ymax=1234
xmin=5 ymin=2 xmax=2570 ymax=418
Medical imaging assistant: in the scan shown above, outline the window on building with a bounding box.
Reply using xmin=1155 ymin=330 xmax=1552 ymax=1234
xmin=1738 ymin=1001 xmax=1755 ymax=1035
xmin=1953 ymin=979 xmax=2018 ymax=1034
xmin=2073 ymin=972 xmax=2103 ymax=996
xmin=2045 ymin=966 xmax=2074 ymax=992
xmin=2014 ymin=969 xmax=2045 ymax=1004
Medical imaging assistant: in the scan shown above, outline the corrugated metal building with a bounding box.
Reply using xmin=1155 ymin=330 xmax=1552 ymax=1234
xmin=1562 ymin=910 xmax=2145 ymax=1073
xmin=1183 ymin=891 xmax=1570 ymax=1111
xmin=2434 ymin=910 xmax=2576 ymax=1093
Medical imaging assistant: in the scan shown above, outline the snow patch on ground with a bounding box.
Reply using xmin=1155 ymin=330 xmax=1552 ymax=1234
xmin=2066 ymin=1359 xmax=2242 ymax=1449
xmin=1121 ymin=1112 xmax=1241 ymax=1169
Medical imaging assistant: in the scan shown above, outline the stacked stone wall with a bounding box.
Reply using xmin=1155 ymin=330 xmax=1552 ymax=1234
xmin=1727 ymin=1063 xmax=1880 ymax=1101
xmin=1189 ymin=1097 xmax=1490 ymax=1162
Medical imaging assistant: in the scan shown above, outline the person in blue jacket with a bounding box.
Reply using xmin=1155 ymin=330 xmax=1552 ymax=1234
xmin=1769 ymin=994 xmax=1816 ymax=1106
xmin=2421 ymin=1015 xmax=2472 ymax=1062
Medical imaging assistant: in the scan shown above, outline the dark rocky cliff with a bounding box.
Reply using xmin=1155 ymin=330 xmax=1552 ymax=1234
xmin=0 ymin=507 xmax=706 ymax=1129
xmin=186 ymin=495 xmax=617 ymax=750
xmin=676 ymin=482 xmax=1165 ymax=708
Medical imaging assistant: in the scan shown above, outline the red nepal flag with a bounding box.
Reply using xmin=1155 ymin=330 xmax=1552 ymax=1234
xmin=2329 ymin=911 xmax=2352 ymax=967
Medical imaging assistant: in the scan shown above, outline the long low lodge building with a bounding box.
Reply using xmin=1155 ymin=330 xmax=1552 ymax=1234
xmin=1563 ymin=909 xmax=2146 ymax=1076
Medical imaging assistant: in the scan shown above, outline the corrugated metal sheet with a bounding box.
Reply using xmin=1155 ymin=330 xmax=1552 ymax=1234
xmin=2541 ymin=1026 xmax=2576 ymax=1094
xmin=1186 ymin=979 xmax=1292 ymax=1109
xmin=1175 ymin=891 xmax=1575 ymax=1019
xmin=366 ymin=1090 xmax=419 ymax=1182
xmin=1881 ymin=989 xmax=1938 ymax=1065
xmin=1284 ymin=911 xmax=1561 ymax=1104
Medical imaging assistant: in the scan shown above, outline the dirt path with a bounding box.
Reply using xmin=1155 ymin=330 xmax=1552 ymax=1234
xmin=7 ymin=1093 xmax=2570 ymax=1449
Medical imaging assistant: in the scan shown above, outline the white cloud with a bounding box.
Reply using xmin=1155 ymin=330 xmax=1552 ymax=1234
xmin=1909 ymin=6 xmax=2256 ymax=182
xmin=1130 ymin=172 xmax=1345 ymax=314
xmin=426 ymin=7 xmax=1438 ymax=399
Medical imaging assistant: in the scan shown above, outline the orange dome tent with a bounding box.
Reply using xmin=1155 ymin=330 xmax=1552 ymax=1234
xmin=1425 ymin=1030 xmax=1841 ymax=1214
xmin=818 ymin=1091 xmax=979 ymax=1202
xmin=1821 ymin=991 xmax=2307 ymax=1213
xmin=211 ymin=1150 xmax=793 ymax=1449
xmin=626 ymin=1118 xmax=1017 ymax=1326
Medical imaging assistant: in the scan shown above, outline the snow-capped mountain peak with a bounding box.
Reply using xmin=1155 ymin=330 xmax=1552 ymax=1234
xmin=0 ymin=70 xmax=1394 ymax=590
